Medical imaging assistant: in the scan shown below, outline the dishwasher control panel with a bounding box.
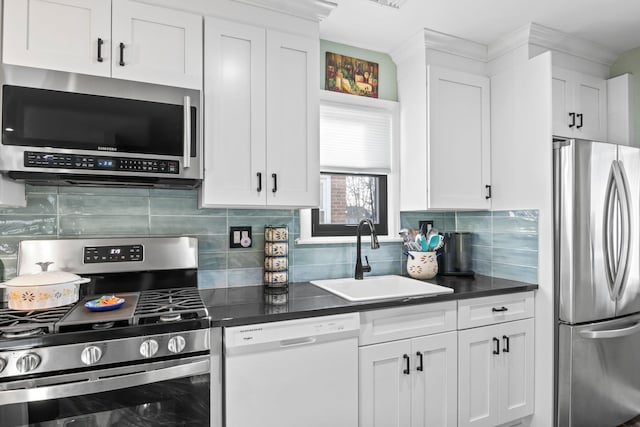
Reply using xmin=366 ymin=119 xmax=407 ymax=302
xmin=224 ymin=313 xmax=360 ymax=349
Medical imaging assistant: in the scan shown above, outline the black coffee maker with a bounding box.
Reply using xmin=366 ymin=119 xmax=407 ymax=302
xmin=438 ymin=232 xmax=474 ymax=276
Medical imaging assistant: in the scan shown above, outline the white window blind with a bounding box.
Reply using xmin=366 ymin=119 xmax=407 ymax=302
xmin=320 ymin=102 xmax=392 ymax=171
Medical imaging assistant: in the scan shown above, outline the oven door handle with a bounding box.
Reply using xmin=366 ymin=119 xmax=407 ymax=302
xmin=0 ymin=359 xmax=209 ymax=405
xmin=183 ymin=95 xmax=192 ymax=169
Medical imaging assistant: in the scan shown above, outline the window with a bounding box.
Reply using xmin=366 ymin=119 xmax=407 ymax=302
xmin=312 ymin=172 xmax=388 ymax=236
xmin=304 ymin=92 xmax=398 ymax=241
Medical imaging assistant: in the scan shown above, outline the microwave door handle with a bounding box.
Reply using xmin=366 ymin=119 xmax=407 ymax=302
xmin=0 ymin=359 xmax=209 ymax=406
xmin=183 ymin=95 xmax=191 ymax=169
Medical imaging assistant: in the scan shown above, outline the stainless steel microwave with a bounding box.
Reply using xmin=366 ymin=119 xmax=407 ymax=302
xmin=0 ymin=67 xmax=202 ymax=188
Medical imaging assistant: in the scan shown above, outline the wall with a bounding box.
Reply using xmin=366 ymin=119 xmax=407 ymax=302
xmin=0 ymin=185 xmax=404 ymax=287
xmin=610 ymin=46 xmax=640 ymax=145
xmin=400 ymin=210 xmax=538 ymax=284
xmin=320 ymin=39 xmax=398 ymax=101
xmin=0 ymin=185 xmax=538 ymax=286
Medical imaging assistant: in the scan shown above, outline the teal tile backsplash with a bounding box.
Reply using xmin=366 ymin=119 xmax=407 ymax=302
xmin=0 ymin=185 xmax=538 ymax=287
xmin=400 ymin=209 xmax=538 ymax=283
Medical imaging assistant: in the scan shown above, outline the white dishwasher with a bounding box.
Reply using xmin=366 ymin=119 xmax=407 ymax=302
xmin=224 ymin=313 xmax=360 ymax=427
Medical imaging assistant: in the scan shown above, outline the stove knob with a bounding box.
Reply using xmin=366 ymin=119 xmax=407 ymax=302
xmin=81 ymin=346 xmax=103 ymax=366
xmin=16 ymin=353 xmax=41 ymax=373
xmin=168 ymin=336 xmax=186 ymax=354
xmin=140 ymin=339 xmax=159 ymax=358
xmin=0 ymin=357 xmax=6 ymax=373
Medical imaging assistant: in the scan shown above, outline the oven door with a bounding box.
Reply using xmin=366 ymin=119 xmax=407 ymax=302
xmin=0 ymin=355 xmax=210 ymax=427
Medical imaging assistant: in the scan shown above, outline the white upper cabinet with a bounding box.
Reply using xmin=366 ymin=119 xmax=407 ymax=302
xmin=111 ymin=0 xmax=203 ymax=89
xmin=2 ymin=0 xmax=202 ymax=89
xmin=201 ymin=17 xmax=266 ymax=206
xmin=427 ymin=66 xmax=491 ymax=210
xmin=552 ymin=67 xmax=607 ymax=141
xmin=3 ymin=0 xmax=111 ymax=77
xmin=201 ymin=17 xmax=319 ymax=208
xmin=265 ymin=31 xmax=319 ymax=207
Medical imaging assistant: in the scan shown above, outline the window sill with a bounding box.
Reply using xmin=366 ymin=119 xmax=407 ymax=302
xmin=295 ymin=236 xmax=403 ymax=245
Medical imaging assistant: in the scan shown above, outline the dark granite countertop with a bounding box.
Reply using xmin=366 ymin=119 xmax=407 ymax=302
xmin=200 ymin=275 xmax=538 ymax=327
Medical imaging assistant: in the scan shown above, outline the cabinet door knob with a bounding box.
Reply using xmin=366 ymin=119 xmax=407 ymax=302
xmin=568 ymin=112 xmax=576 ymax=128
xmin=416 ymin=351 xmax=424 ymax=372
xmin=403 ymin=354 xmax=410 ymax=375
xmin=97 ymin=38 xmax=104 ymax=62
xmin=576 ymin=113 xmax=583 ymax=129
xmin=119 ymin=42 xmax=125 ymax=66
xmin=493 ymin=337 xmax=500 ymax=355
xmin=503 ymin=335 xmax=510 ymax=353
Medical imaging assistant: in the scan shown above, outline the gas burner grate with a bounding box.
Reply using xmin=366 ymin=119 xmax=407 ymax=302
xmin=0 ymin=305 xmax=73 ymax=337
xmin=133 ymin=288 xmax=207 ymax=324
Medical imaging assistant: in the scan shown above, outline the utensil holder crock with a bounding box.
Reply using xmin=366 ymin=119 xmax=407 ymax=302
xmin=406 ymin=251 xmax=438 ymax=279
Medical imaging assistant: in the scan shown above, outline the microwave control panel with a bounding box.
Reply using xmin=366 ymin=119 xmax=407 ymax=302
xmin=24 ymin=151 xmax=179 ymax=174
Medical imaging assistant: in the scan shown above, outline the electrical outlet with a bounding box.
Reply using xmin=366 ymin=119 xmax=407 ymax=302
xmin=418 ymin=220 xmax=434 ymax=234
xmin=229 ymin=226 xmax=252 ymax=249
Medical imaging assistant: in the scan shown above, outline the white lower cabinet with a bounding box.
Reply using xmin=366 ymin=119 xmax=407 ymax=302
xmin=458 ymin=318 xmax=534 ymax=427
xmin=360 ymin=332 xmax=457 ymax=427
xmin=359 ymin=301 xmax=458 ymax=427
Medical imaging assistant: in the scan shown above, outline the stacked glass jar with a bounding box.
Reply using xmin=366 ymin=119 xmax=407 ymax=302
xmin=264 ymin=225 xmax=289 ymax=305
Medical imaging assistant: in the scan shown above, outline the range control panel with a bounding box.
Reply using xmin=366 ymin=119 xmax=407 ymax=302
xmin=84 ymin=245 xmax=143 ymax=263
xmin=25 ymin=152 xmax=179 ymax=174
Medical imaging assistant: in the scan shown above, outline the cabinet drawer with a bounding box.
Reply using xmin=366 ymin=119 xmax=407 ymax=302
xmin=359 ymin=301 xmax=457 ymax=346
xmin=458 ymin=292 xmax=534 ymax=329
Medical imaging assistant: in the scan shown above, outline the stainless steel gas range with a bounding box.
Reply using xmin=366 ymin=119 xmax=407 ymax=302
xmin=0 ymin=237 xmax=212 ymax=427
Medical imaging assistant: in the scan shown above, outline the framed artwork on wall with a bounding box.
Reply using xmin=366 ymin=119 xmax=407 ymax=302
xmin=325 ymin=52 xmax=378 ymax=98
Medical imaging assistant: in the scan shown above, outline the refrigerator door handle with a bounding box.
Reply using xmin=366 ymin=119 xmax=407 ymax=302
xmin=578 ymin=321 xmax=640 ymax=339
xmin=603 ymin=164 xmax=618 ymax=297
xmin=603 ymin=160 xmax=632 ymax=300
xmin=612 ymin=161 xmax=632 ymax=299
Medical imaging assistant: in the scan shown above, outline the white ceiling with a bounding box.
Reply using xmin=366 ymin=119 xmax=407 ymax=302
xmin=320 ymin=0 xmax=640 ymax=57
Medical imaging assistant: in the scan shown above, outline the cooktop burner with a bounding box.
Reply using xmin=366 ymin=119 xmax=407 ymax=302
xmin=134 ymin=288 xmax=208 ymax=325
xmin=0 ymin=305 xmax=73 ymax=337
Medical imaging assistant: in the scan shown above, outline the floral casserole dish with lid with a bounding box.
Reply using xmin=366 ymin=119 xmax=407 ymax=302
xmin=1 ymin=262 xmax=89 ymax=310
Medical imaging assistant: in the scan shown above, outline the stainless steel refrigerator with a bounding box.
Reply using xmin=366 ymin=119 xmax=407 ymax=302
xmin=555 ymin=138 xmax=640 ymax=427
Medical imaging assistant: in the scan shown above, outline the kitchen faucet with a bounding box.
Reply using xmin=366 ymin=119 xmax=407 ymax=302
xmin=355 ymin=218 xmax=380 ymax=280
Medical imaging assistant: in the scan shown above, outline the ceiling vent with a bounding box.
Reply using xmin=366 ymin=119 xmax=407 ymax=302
xmin=368 ymin=0 xmax=409 ymax=9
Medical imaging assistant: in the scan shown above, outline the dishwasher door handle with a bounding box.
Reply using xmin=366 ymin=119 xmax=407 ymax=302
xmin=280 ymin=337 xmax=317 ymax=347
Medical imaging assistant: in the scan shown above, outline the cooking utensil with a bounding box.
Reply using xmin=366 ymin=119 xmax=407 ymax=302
xmin=0 ymin=262 xmax=89 ymax=310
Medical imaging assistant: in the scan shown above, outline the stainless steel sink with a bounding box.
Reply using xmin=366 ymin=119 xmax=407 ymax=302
xmin=310 ymin=275 xmax=453 ymax=302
